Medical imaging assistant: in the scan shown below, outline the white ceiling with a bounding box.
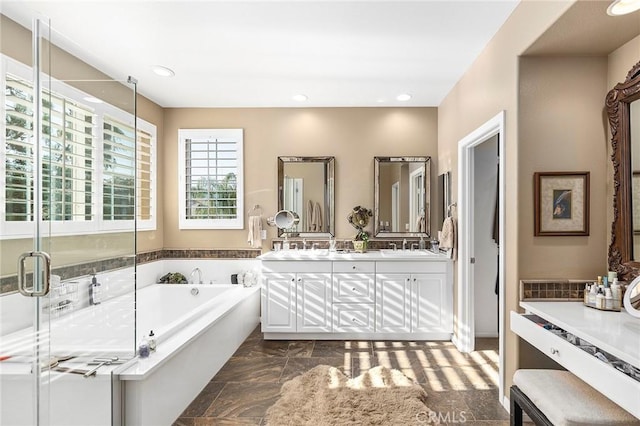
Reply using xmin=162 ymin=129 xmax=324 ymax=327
xmin=1 ymin=1 xmax=520 ymax=108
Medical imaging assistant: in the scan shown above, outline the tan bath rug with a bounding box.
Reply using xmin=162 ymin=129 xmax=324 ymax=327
xmin=265 ymin=364 xmax=439 ymax=425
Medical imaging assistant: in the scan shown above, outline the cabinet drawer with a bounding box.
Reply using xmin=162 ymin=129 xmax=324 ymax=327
xmin=333 ymin=261 xmax=375 ymax=273
xmin=510 ymin=311 xmax=640 ymax=419
xmin=333 ymin=274 xmax=375 ymax=303
xmin=375 ymin=261 xmax=447 ymax=274
xmin=332 ymin=304 xmax=375 ymax=332
xmin=262 ymin=261 xmax=331 ymax=273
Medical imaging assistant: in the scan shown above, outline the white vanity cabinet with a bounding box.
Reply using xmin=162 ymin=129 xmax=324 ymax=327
xmin=259 ymin=252 xmax=453 ymax=340
xmin=376 ymin=261 xmax=451 ymax=334
xmin=261 ymin=261 xmax=331 ymax=333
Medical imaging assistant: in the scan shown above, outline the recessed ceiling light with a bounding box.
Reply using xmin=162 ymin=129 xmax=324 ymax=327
xmin=376 ymin=99 xmax=385 ymax=103
xmin=83 ymin=96 xmax=103 ymax=104
xmin=607 ymin=0 xmax=640 ymax=15
xmin=151 ymin=65 xmax=175 ymax=77
xmin=292 ymin=94 xmax=308 ymax=102
xmin=396 ymin=93 xmax=412 ymax=101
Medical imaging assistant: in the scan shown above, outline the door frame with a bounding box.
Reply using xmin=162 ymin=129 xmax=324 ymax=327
xmin=454 ymin=111 xmax=505 ymax=402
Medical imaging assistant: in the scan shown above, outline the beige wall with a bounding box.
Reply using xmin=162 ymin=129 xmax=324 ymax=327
xmin=0 ymin=15 xmax=164 ymax=277
xmin=518 ymin=56 xmax=609 ymax=278
xmin=437 ymin=0 xmax=574 ymax=397
xmin=162 ymin=107 xmax=437 ymax=248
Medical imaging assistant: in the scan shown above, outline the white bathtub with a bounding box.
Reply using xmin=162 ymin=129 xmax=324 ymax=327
xmin=0 ymin=281 xmax=261 ymax=426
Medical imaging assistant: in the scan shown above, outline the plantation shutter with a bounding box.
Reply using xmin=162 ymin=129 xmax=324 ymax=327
xmin=4 ymin=74 xmax=94 ymax=223
xmin=103 ymin=116 xmax=135 ymax=221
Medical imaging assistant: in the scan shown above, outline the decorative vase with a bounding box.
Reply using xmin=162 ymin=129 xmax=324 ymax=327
xmin=353 ymin=240 xmax=367 ymax=253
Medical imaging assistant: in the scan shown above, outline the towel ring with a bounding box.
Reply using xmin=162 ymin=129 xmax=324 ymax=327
xmin=248 ymin=204 xmax=263 ymax=216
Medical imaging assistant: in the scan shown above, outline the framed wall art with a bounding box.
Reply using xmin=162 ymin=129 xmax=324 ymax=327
xmin=534 ymin=171 xmax=590 ymax=236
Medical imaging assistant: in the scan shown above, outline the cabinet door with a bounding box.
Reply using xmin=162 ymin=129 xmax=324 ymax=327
xmin=411 ymin=273 xmax=451 ymax=332
xmin=375 ymin=273 xmax=411 ymax=333
xmin=262 ymin=273 xmax=296 ymax=332
xmin=297 ymin=273 xmax=332 ymax=332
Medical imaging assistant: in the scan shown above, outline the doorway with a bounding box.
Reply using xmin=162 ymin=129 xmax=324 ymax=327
xmin=454 ymin=111 xmax=505 ymax=406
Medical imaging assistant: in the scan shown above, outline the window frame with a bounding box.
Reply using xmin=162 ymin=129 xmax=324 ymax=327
xmin=0 ymin=54 xmax=157 ymax=239
xmin=178 ymin=128 xmax=244 ymax=230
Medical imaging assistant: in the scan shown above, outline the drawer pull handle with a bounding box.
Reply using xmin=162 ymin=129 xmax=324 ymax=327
xmin=352 ymin=317 xmax=360 ymax=323
xmin=352 ymin=287 xmax=359 ymax=292
xmin=550 ymin=348 xmax=559 ymax=355
xmin=352 ymin=266 xmax=356 ymax=270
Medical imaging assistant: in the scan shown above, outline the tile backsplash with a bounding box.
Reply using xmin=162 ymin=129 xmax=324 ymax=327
xmin=519 ymin=279 xmax=593 ymax=301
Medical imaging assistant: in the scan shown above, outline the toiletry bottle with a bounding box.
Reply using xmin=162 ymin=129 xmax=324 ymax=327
xmin=611 ymin=279 xmax=621 ymax=308
xmin=603 ymin=276 xmax=609 ymax=288
xmin=597 ymin=276 xmax=603 ymax=287
xmin=138 ymin=336 xmax=150 ymax=358
xmin=584 ymin=284 xmax=590 ymax=304
xmin=605 ymin=288 xmax=614 ymax=310
xmin=596 ymin=288 xmax=605 ymax=309
xmin=89 ymin=274 xmax=102 ymax=305
xmin=589 ymin=284 xmax=598 ymax=305
xmin=147 ymin=330 xmax=157 ymax=352
xmin=419 ymin=236 xmax=426 ymax=250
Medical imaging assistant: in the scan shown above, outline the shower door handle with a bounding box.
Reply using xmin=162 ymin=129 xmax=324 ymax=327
xmin=17 ymin=251 xmax=52 ymax=297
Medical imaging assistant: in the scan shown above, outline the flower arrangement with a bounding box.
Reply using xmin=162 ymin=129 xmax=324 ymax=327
xmin=347 ymin=205 xmax=373 ymax=242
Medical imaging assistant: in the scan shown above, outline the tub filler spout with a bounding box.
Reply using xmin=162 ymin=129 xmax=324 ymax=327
xmin=190 ymin=268 xmax=203 ymax=284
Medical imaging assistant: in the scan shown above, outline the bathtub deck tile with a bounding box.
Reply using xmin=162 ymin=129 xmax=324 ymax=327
xmin=213 ymin=357 xmax=286 ymax=383
xmin=203 ymin=382 xmax=281 ymax=418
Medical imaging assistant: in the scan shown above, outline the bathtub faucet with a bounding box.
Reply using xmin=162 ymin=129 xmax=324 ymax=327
xmin=190 ymin=268 xmax=203 ymax=284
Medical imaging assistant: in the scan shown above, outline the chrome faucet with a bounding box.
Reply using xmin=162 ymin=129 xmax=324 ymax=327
xmin=302 ymin=239 xmax=308 ymax=250
xmin=190 ymin=267 xmax=203 ymax=284
xmin=389 ymin=242 xmax=397 ymax=251
xmin=411 ymin=243 xmax=420 ymax=251
xmin=402 ymin=239 xmax=408 ymax=250
xmin=312 ymin=242 xmax=320 ymax=250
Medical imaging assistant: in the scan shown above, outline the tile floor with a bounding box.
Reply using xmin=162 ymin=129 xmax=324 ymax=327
xmin=173 ymin=327 xmax=509 ymax=425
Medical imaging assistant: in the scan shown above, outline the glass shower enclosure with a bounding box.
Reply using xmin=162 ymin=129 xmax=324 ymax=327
xmin=0 ymin=15 xmax=138 ymax=425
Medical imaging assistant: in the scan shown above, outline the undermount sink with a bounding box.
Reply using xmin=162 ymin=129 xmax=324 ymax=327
xmin=379 ymin=249 xmax=436 ymax=257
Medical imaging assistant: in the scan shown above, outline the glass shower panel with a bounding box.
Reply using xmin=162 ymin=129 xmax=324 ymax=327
xmin=1 ymin=16 xmax=137 ymax=426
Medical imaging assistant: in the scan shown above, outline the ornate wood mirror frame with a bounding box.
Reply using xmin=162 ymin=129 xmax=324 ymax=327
xmin=607 ymin=60 xmax=640 ymax=281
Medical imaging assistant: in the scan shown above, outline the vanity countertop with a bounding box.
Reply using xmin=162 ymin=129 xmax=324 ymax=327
xmin=519 ymin=301 xmax=640 ymax=368
xmin=258 ymin=249 xmax=450 ymax=262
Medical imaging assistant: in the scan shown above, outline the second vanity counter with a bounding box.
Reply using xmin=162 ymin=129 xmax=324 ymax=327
xmin=258 ymin=249 xmax=453 ymax=341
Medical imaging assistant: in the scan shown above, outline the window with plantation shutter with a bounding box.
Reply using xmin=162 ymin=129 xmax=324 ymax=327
xmin=178 ymin=129 xmax=244 ymax=229
xmin=1 ymin=55 xmax=156 ymax=238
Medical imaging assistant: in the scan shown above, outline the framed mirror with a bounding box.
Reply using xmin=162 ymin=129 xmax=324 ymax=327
xmin=374 ymin=156 xmax=431 ymax=238
xmin=607 ymin=61 xmax=640 ymax=281
xmin=277 ymin=156 xmax=335 ymax=237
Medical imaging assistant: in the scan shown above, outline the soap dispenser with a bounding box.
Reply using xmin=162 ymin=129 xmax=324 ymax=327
xmin=419 ymin=235 xmax=426 ymax=250
xmin=89 ymin=274 xmax=102 ymax=305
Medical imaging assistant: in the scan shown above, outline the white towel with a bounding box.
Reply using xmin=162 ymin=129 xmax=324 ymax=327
xmin=307 ymin=200 xmax=314 ymax=232
xmin=247 ymin=216 xmax=262 ymax=248
xmin=313 ymin=202 xmax=323 ymax=232
xmin=439 ymin=216 xmax=457 ymax=260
